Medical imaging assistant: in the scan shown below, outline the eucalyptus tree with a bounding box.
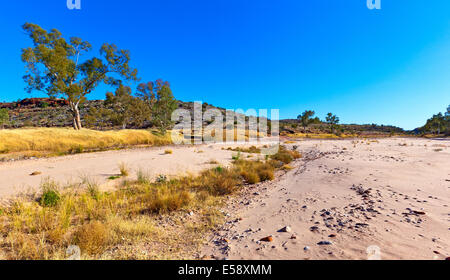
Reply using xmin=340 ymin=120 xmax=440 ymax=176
xmin=137 ymin=80 xmax=178 ymax=133
xmin=325 ymin=113 xmax=340 ymax=134
xmin=297 ymin=110 xmax=315 ymax=132
xmin=104 ymin=85 xmax=150 ymax=129
xmin=0 ymin=109 xmax=9 ymax=129
xmin=21 ymin=23 xmax=139 ymax=130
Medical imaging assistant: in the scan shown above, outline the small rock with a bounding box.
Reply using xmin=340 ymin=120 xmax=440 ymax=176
xmin=304 ymin=246 xmax=310 ymax=251
xmin=317 ymin=241 xmax=333 ymax=245
xmin=260 ymin=236 xmax=273 ymax=242
xmin=328 ymin=234 xmax=337 ymax=238
xmin=310 ymin=226 xmax=319 ymax=232
xmin=278 ymin=226 xmax=292 ymax=233
xmin=290 ymin=234 xmax=297 ymax=239
xmin=30 ymin=171 xmax=42 ymax=176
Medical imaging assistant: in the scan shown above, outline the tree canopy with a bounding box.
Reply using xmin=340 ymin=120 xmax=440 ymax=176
xmin=297 ymin=110 xmax=315 ymax=131
xmin=21 ymin=23 xmax=139 ymax=130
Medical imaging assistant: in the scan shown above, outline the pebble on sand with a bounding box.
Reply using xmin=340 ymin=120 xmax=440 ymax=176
xmin=278 ymin=226 xmax=292 ymax=233
xmin=260 ymin=236 xmax=274 ymax=242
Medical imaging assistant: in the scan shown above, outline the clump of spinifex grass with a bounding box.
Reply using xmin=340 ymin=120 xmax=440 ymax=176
xmin=270 ymin=145 xmax=302 ymax=164
xmin=0 ymin=146 xmax=300 ymax=260
xmin=226 ymin=145 xmax=261 ymax=154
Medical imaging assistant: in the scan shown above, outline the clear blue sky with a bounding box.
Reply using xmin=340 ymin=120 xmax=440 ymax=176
xmin=0 ymin=0 xmax=449 ymax=130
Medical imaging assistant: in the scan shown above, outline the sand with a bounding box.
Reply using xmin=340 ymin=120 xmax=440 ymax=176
xmin=203 ymin=138 xmax=450 ymax=260
xmin=0 ymin=143 xmax=255 ymax=198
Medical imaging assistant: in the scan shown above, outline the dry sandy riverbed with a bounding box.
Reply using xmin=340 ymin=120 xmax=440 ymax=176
xmin=203 ymin=138 xmax=450 ymax=260
xmin=0 ymin=142 xmax=266 ymax=198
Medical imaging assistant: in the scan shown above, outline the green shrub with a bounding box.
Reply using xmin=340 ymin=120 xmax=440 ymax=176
xmin=40 ymin=189 xmax=60 ymax=207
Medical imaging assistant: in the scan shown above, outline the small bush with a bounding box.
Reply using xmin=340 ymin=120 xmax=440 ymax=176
xmin=196 ymin=168 xmax=241 ymax=196
xmin=40 ymin=181 xmax=60 ymax=207
xmin=164 ymin=149 xmax=173 ymax=154
xmin=156 ymin=174 xmax=168 ymax=183
xmin=241 ymin=171 xmax=260 ymax=184
xmin=215 ymin=166 xmax=224 ymax=173
xmin=257 ymin=168 xmax=274 ymax=182
xmin=270 ymin=146 xmax=301 ymax=164
xmin=74 ymin=221 xmax=110 ymax=255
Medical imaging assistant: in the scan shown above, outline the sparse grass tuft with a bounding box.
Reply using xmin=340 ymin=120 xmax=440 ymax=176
xmin=119 ymin=162 xmax=130 ymax=177
xmin=136 ymin=169 xmax=151 ymax=184
xmin=232 ymin=151 xmax=241 ymax=161
xmin=143 ymin=186 xmax=192 ymax=214
xmin=227 ymin=146 xmax=261 ymax=154
xmin=74 ymin=221 xmax=110 ymax=255
xmin=164 ymin=149 xmax=173 ymax=155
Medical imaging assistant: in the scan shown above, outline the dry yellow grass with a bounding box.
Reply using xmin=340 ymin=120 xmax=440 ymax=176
xmin=0 ymin=128 xmax=175 ymax=159
xmin=286 ymin=132 xmax=356 ymax=139
xmin=0 ymin=155 xmax=291 ymax=260
xmin=0 ymin=143 xmax=301 ymax=260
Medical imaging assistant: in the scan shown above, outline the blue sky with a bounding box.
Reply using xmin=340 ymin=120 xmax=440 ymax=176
xmin=0 ymin=0 xmax=449 ymax=130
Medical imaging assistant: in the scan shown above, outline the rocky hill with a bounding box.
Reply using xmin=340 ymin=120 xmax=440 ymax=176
xmin=0 ymin=98 xmax=249 ymax=129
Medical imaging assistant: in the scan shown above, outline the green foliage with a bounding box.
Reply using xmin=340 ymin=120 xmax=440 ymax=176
xmin=232 ymin=151 xmax=241 ymax=161
xmin=422 ymin=106 xmax=450 ymax=135
xmin=86 ymin=84 xmax=150 ymax=129
xmin=151 ymin=81 xmax=178 ymax=134
xmin=40 ymin=181 xmax=60 ymax=207
xmin=0 ymin=108 xmax=9 ymax=128
xmin=297 ymin=110 xmax=315 ymax=130
xmin=105 ymin=85 xmax=150 ymax=129
xmin=326 ymin=113 xmax=340 ymax=134
xmin=21 ymin=23 xmax=139 ymax=130
xmin=38 ymin=101 xmax=49 ymax=108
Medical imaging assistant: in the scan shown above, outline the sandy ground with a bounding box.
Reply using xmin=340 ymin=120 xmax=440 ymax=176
xmin=203 ymin=138 xmax=450 ymax=260
xmin=0 ymin=143 xmax=264 ymax=198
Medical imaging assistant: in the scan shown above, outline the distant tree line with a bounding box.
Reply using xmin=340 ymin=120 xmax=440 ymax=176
xmin=419 ymin=105 xmax=450 ymax=135
xmin=296 ymin=111 xmax=340 ymax=134
xmin=85 ymin=80 xmax=177 ymax=133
